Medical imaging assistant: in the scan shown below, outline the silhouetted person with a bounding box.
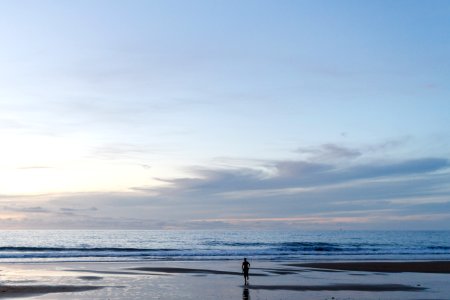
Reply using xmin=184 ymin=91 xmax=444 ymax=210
xmin=242 ymin=258 xmax=250 ymax=285
xmin=242 ymin=287 xmax=250 ymax=300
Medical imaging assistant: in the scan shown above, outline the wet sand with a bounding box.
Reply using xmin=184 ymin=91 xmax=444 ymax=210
xmin=289 ymin=261 xmax=450 ymax=274
xmin=0 ymin=285 xmax=102 ymax=298
xmin=128 ymin=266 xmax=268 ymax=276
xmin=0 ymin=260 xmax=448 ymax=299
xmin=247 ymin=283 xmax=425 ymax=291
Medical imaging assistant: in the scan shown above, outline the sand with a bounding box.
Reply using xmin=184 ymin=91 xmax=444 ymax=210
xmin=0 ymin=260 xmax=448 ymax=299
xmin=0 ymin=285 xmax=101 ymax=298
xmin=289 ymin=261 xmax=450 ymax=274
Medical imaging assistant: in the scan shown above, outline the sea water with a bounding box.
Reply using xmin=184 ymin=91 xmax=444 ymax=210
xmin=0 ymin=230 xmax=448 ymax=262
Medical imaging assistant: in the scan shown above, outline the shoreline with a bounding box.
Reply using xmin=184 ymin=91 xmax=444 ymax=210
xmin=0 ymin=260 xmax=448 ymax=299
xmin=288 ymin=260 xmax=450 ymax=274
xmin=1 ymin=256 xmax=450 ymax=264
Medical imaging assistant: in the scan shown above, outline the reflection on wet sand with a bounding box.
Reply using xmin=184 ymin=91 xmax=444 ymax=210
xmin=242 ymin=287 xmax=250 ymax=300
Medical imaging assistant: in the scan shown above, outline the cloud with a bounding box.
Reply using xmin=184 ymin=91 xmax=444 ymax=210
xmin=17 ymin=166 xmax=52 ymax=170
xmin=98 ymin=151 xmax=447 ymax=229
xmin=365 ymin=137 xmax=411 ymax=152
xmin=345 ymin=158 xmax=448 ymax=178
xmin=154 ymin=157 xmax=449 ymax=196
xmin=1 ymin=142 xmax=449 ymax=229
xmin=296 ymin=143 xmax=362 ymax=160
xmin=90 ymin=143 xmax=161 ymax=161
xmin=59 ymin=207 xmax=98 ymax=213
xmin=2 ymin=206 xmax=49 ymax=213
xmin=0 ymin=118 xmax=26 ymax=130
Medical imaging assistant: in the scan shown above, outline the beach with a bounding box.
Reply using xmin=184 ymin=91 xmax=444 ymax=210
xmin=0 ymin=230 xmax=448 ymax=299
xmin=0 ymin=260 xmax=449 ymax=299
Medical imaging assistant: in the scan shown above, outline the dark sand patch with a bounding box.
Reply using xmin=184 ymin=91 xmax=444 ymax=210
xmin=266 ymin=270 xmax=299 ymax=275
xmin=66 ymin=269 xmax=151 ymax=276
xmin=78 ymin=276 xmax=103 ymax=281
xmin=248 ymin=283 xmax=426 ymax=292
xmin=264 ymin=270 xmax=299 ymax=275
xmin=252 ymin=267 xmax=300 ymax=275
xmin=129 ymin=267 xmax=267 ymax=276
xmin=288 ymin=261 xmax=450 ymax=274
xmin=0 ymin=285 xmax=102 ymax=298
xmin=302 ymin=268 xmax=343 ymax=273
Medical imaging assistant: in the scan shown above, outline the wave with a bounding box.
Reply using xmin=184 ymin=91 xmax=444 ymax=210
xmin=277 ymin=242 xmax=343 ymax=252
xmin=0 ymin=247 xmax=176 ymax=252
xmin=426 ymin=246 xmax=450 ymax=250
xmin=204 ymin=241 xmax=346 ymax=251
xmin=0 ymin=230 xmax=448 ymax=261
xmin=0 ymin=243 xmax=448 ymax=260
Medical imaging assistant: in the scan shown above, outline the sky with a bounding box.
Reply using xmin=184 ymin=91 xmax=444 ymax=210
xmin=0 ymin=0 xmax=449 ymax=230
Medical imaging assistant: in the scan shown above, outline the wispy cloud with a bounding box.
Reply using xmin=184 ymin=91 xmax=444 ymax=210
xmin=296 ymin=143 xmax=362 ymax=160
xmin=17 ymin=166 xmax=53 ymax=170
xmin=1 ymin=142 xmax=449 ymax=229
xmin=154 ymin=157 xmax=449 ymax=196
xmin=113 ymin=145 xmax=449 ymax=229
xmin=2 ymin=206 xmax=49 ymax=213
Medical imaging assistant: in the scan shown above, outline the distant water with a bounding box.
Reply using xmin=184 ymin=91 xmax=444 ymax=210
xmin=0 ymin=230 xmax=449 ymax=262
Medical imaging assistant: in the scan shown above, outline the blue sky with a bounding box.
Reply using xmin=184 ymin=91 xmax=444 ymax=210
xmin=0 ymin=0 xmax=449 ymax=229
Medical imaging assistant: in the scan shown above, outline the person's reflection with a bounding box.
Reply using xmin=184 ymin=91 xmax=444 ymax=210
xmin=242 ymin=287 xmax=250 ymax=300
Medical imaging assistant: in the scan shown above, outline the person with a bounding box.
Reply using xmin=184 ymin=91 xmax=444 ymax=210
xmin=242 ymin=258 xmax=250 ymax=285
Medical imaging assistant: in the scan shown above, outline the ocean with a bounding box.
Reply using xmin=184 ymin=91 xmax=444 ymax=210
xmin=0 ymin=230 xmax=449 ymax=262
